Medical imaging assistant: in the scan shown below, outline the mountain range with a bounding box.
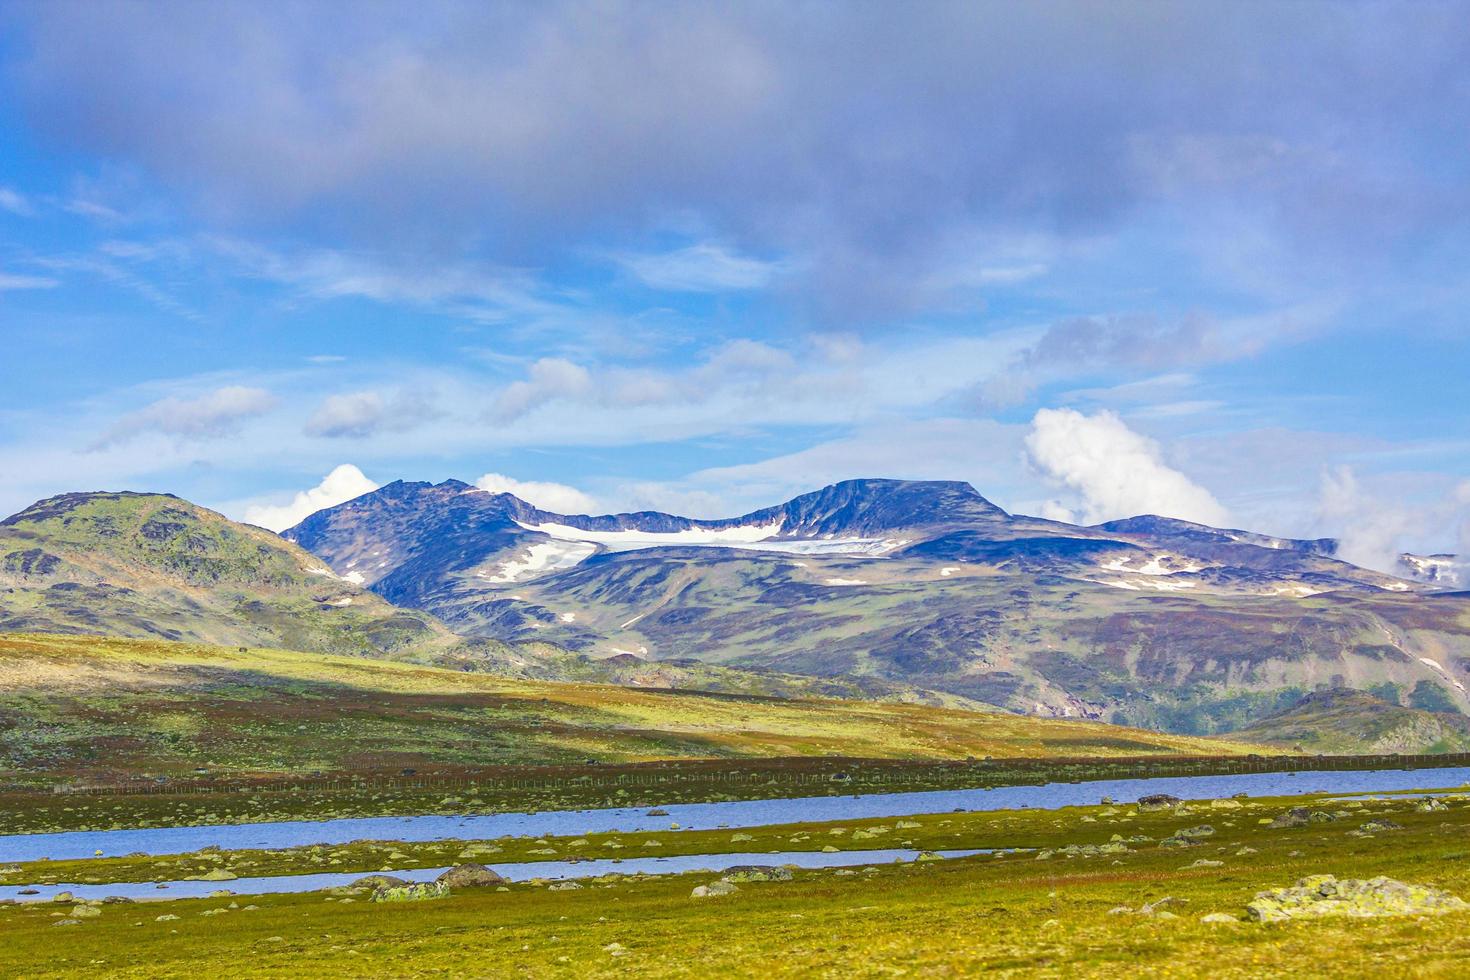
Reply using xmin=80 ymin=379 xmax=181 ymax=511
xmin=3 ymin=477 xmax=1467 ymax=740
xmin=283 ymin=477 xmax=1470 ymax=733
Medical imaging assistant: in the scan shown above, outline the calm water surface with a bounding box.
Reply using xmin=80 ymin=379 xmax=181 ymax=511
xmin=2 ymin=767 xmax=1465 ymax=863
xmin=0 ymin=848 xmax=983 ymax=903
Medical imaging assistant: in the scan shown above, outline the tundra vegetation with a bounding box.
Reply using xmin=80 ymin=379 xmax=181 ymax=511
xmin=1 ymin=788 xmax=1467 ymax=977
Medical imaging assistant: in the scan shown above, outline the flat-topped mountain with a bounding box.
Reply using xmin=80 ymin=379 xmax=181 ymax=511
xmin=282 ymin=476 xmax=1470 ymax=732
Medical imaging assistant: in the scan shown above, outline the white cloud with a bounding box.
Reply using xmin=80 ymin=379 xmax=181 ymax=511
xmin=1024 ymin=408 xmax=1229 ymax=526
xmin=91 ymin=385 xmax=278 ymax=450
xmin=490 ymin=358 xmax=594 ymax=421
xmin=1315 ymin=467 xmax=1470 ymax=575
xmin=475 ymin=473 xmax=597 ymax=515
xmin=0 ymin=187 xmax=34 ymax=216
xmin=302 ymin=389 xmax=438 ymax=440
xmin=0 ymin=271 xmax=59 ymax=291
xmin=243 ymin=464 xmax=380 ymax=532
xmin=615 ymin=242 xmax=782 ymax=292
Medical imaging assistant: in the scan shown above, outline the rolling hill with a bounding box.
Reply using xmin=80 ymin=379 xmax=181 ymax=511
xmin=0 ymin=632 xmax=1265 ymax=786
xmin=1229 ymin=688 xmax=1470 ymax=754
xmin=0 ymin=490 xmax=565 ymax=672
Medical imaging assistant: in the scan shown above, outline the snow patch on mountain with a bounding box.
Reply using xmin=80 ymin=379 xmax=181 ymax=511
xmin=1101 ymin=554 xmax=1205 ymax=576
xmin=1419 ymin=656 xmax=1468 ymax=692
xmin=480 ymin=540 xmax=597 ymax=583
xmin=518 ymin=520 xmax=904 ymax=556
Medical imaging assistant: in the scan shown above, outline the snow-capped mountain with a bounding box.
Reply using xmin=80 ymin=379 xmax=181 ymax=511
xmin=283 ymin=477 xmax=1470 ymax=732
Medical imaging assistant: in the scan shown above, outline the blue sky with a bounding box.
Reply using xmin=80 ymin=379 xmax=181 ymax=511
xmin=1 ymin=1 xmax=1468 ymax=568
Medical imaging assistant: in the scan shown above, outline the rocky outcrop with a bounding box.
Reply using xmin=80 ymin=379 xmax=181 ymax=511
xmin=1246 ymin=875 xmax=1469 ymax=922
xmin=436 ymin=863 xmax=506 ymax=888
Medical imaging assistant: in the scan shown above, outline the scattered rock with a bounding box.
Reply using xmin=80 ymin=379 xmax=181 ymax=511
xmin=1200 ymin=912 xmax=1237 ymax=924
xmin=349 ymin=874 xmax=408 ymax=890
xmin=1137 ymin=794 xmax=1182 ymax=812
xmin=646 ymin=808 xmax=669 ymax=816
xmin=1246 ymin=875 xmax=1469 ymax=922
xmin=1417 ymin=798 xmax=1449 ymax=812
xmin=1140 ymin=896 xmax=1187 ymax=916
xmin=1359 ymin=819 xmax=1403 ymax=834
xmin=691 ymin=881 xmax=739 ymax=899
xmin=548 ymin=881 xmax=582 ymax=891
xmin=1268 ymin=808 xmax=1337 ymax=829
xmin=187 ymin=869 xmax=238 ymax=881
xmin=1037 ymin=842 xmax=1130 ymax=860
xmin=436 ymin=864 xmax=505 ymax=888
xmin=370 ymin=882 xmax=449 ymax=903
xmin=721 ymin=865 xmax=793 ymax=883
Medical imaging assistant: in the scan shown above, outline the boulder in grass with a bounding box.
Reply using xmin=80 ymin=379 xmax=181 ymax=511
xmin=436 ymin=864 xmax=506 ymax=888
xmin=721 ymin=865 xmax=794 ymax=883
xmin=1137 ymin=794 xmax=1182 ymax=812
xmin=1246 ymin=875 xmax=1469 ymax=923
xmin=691 ymin=881 xmax=739 ymax=899
xmin=350 ymin=874 xmax=409 ymax=890
xmin=370 ymin=882 xmax=449 ymax=903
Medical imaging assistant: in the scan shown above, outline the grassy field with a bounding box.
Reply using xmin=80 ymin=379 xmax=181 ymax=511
xmin=0 ymin=632 xmax=1260 ymax=786
xmin=2 ymin=788 xmax=1468 ymax=976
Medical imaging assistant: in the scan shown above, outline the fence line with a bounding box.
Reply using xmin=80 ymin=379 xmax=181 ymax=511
xmin=18 ymin=751 xmax=1470 ymax=799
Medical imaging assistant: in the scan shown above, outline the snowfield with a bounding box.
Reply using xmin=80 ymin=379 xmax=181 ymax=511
xmin=479 ymin=540 xmax=597 ymax=584
xmin=518 ymin=520 xmax=905 ymax=556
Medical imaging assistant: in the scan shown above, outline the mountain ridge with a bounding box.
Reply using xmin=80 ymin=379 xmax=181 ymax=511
xmin=279 ymin=475 xmax=1470 ymax=732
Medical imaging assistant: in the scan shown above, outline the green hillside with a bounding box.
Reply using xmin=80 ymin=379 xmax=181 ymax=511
xmin=0 ymin=632 xmax=1267 ymax=787
xmin=1231 ymin=689 xmax=1470 ymax=754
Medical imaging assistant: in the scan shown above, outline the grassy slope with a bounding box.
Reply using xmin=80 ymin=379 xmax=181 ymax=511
xmin=1232 ymin=690 xmax=1470 ymax=754
xmin=0 ymin=491 xmax=467 ymax=659
xmin=2 ymin=791 xmax=1468 ymax=976
xmin=0 ymin=632 xmax=1263 ymax=786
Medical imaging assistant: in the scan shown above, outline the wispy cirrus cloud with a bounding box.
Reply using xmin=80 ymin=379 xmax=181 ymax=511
xmin=613 ymin=241 xmax=784 ymax=292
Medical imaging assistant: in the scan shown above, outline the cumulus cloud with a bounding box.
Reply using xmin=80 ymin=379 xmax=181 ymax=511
xmin=91 ymin=385 xmax=277 ymax=450
xmin=1024 ymin=408 xmax=1229 ymax=526
xmin=304 ymin=389 xmax=439 ymax=439
xmin=475 ymin=473 xmax=597 ymax=514
xmin=1315 ymin=467 xmax=1470 ymax=576
xmin=615 ymin=242 xmax=782 ymax=292
xmin=243 ymin=464 xmax=380 ymax=532
xmin=490 ymin=358 xmax=593 ymax=422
